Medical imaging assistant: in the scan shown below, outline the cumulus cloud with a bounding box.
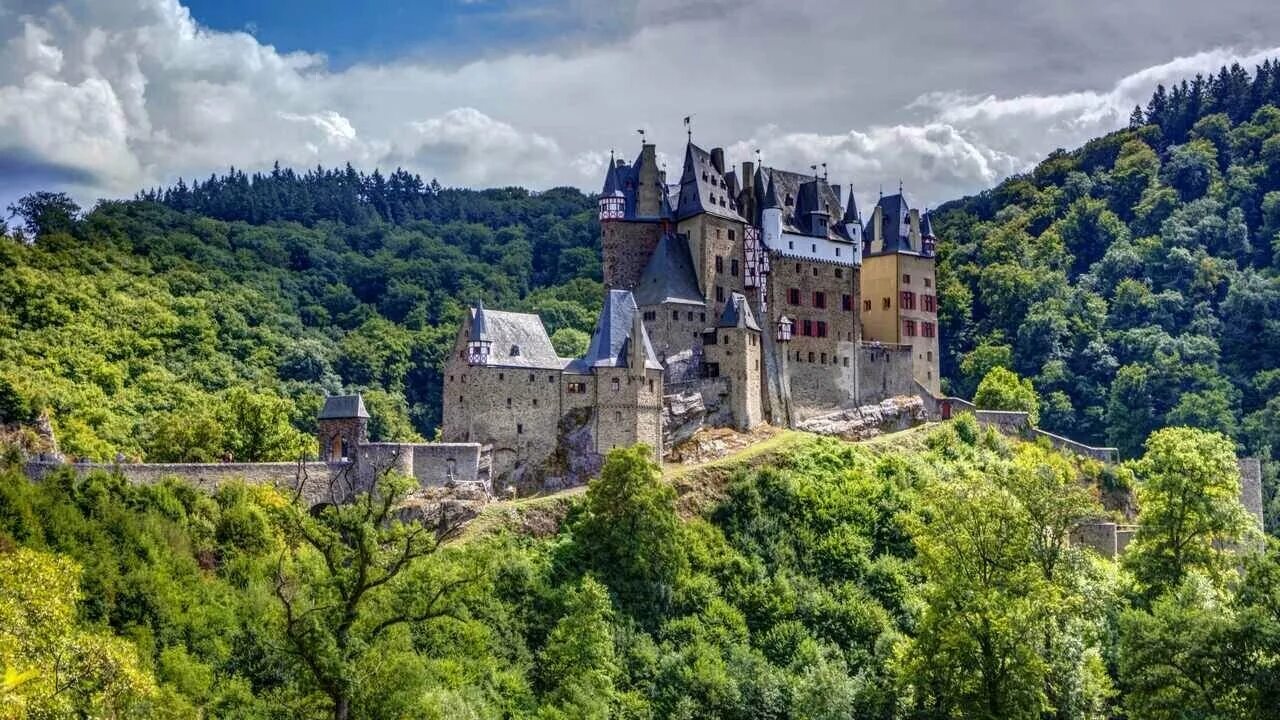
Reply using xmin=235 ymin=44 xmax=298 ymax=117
xmin=0 ymin=0 xmax=1278 ymax=208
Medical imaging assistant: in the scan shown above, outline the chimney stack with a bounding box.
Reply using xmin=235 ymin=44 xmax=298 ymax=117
xmin=711 ymin=147 xmax=725 ymax=175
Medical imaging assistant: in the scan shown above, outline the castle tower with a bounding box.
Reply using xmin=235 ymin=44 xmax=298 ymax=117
xmin=860 ymin=192 xmax=940 ymax=394
xmin=761 ymin=172 xmax=782 ymax=251
xmin=703 ymin=293 xmax=763 ymax=430
xmin=584 ymin=290 xmax=664 ymax=460
xmin=600 ymin=145 xmax=666 ymax=291
xmin=317 ymin=394 xmax=369 ymax=462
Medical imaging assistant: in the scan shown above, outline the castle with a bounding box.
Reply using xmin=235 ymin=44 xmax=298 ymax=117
xmin=441 ymin=135 xmax=941 ymax=484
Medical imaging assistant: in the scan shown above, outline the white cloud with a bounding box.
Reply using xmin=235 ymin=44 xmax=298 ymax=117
xmin=0 ymin=0 xmax=1278 ymax=209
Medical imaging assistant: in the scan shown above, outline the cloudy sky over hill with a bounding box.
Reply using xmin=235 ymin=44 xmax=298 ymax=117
xmin=2 ymin=0 xmax=1279 ymax=211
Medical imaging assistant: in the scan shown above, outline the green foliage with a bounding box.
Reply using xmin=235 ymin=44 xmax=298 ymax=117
xmin=0 ymin=419 xmax=1277 ymax=718
xmin=935 ymin=61 xmax=1280 ymax=470
xmin=974 ymin=366 xmax=1041 ymax=424
xmin=1124 ymin=427 xmax=1255 ymax=594
xmin=0 ymin=182 xmax=601 ymax=460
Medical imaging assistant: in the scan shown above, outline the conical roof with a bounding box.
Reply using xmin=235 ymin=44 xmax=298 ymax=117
xmin=717 ymin=292 xmax=761 ymax=331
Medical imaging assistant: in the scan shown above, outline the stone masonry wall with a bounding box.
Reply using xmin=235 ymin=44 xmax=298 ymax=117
xmin=1239 ymin=457 xmax=1265 ymax=529
xmin=602 ymin=221 xmax=663 ymax=290
xmin=856 ymin=343 xmax=917 ymax=405
xmin=25 ymin=461 xmax=344 ymax=508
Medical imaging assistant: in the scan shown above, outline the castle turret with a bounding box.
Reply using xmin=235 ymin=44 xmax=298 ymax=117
xmin=761 ymin=172 xmax=783 ymax=250
xmin=317 ymin=394 xmax=369 ymax=462
xmin=467 ymin=301 xmax=492 ymax=365
xmin=599 ymin=152 xmax=625 ymax=221
xmin=920 ymin=210 xmax=937 ymax=257
xmin=843 ymin=188 xmax=863 ymax=265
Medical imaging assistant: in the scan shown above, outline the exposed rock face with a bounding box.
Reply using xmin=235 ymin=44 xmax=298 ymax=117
xmin=663 ymin=390 xmax=707 ymax=451
xmin=795 ymin=396 xmax=927 ymax=440
xmin=538 ymin=408 xmax=604 ymax=493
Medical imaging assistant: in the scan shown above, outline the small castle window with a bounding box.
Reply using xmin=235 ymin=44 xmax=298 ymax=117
xmin=506 ymin=398 xmax=512 ymax=407
xmin=808 ymin=352 xmax=815 ymax=362
xmin=729 ymin=229 xmax=736 ymax=241
xmin=498 ymin=373 xmax=504 ymax=380
xmin=730 ymin=259 xmax=739 ymax=276
xmin=700 ymin=313 xmax=706 ymax=322
xmin=716 ymin=255 xmax=724 ymax=273
xmin=864 ymin=300 xmax=872 ymax=311
xmin=788 ymin=241 xmax=794 ymax=250
xmin=821 ymin=353 xmax=827 ymax=364
xmin=449 ymin=374 xmax=454 ymax=382
xmin=811 ymin=244 xmax=816 ymax=253
xmin=673 ymin=310 xmax=680 ymax=321
xmin=549 ymin=375 xmax=556 ymax=383
xmin=843 ymin=356 xmax=849 ymax=367
xmin=785 ymin=194 xmax=793 ymax=206
xmin=925 ymin=277 xmax=932 ymax=288
xmin=812 ymin=267 xmax=818 ymax=276
xmin=902 ymin=274 xmax=911 ymax=284
xmin=614 ymin=411 xmax=622 ymax=422
xmin=643 ymin=310 xmax=656 ymax=321
xmin=532 ymin=398 xmax=538 ymax=407
xmin=611 ymin=378 xmax=620 ymax=393
xmin=795 ymin=263 xmax=801 ymax=273
xmin=517 ymin=423 xmax=524 ymax=434
xmin=882 ymin=297 xmax=891 ymax=310
xmin=795 ymin=351 xmax=802 ymax=361
xmin=648 ymin=379 xmax=654 ymax=393
xmin=688 ymin=311 xmax=695 ymax=321
xmin=529 ymin=373 xmax=536 ymax=382
xmin=835 ymin=248 xmax=841 ymax=257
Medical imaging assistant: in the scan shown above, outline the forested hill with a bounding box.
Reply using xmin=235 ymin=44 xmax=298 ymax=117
xmin=0 ymin=181 xmax=604 ymax=461
xmin=933 ymin=59 xmax=1280 ymax=462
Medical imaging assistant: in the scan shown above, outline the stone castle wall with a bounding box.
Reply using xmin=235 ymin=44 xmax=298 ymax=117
xmin=602 ymin=222 xmax=663 ymax=290
xmin=25 ymin=460 xmax=343 ymax=508
xmin=1239 ymin=457 xmax=1265 ymax=529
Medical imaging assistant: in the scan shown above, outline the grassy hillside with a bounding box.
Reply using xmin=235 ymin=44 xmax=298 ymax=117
xmin=2 ymin=418 xmax=1273 ymax=719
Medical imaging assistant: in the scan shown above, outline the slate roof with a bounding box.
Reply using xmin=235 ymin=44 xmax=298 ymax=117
xmin=577 ymin=290 xmax=663 ymax=371
xmin=676 ymin=142 xmax=746 ymax=222
xmin=318 ymin=394 xmax=370 ymax=420
xmin=718 ymin=292 xmax=761 ymax=331
xmin=865 ymin=193 xmax=916 ymax=255
xmin=760 ymin=167 xmax=843 ymax=239
xmin=597 ymin=149 xmax=672 ymax=221
xmin=633 ymin=232 xmax=705 ymax=307
xmin=467 ymin=305 xmax=567 ymax=370
xmin=920 ymin=210 xmax=935 ymax=238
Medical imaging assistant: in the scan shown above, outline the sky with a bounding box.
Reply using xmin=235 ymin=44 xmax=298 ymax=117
xmin=2 ymin=0 xmax=1280 ymax=217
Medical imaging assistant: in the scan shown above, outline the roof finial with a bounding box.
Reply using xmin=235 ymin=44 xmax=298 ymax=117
xmin=810 ymin=164 xmax=818 ymax=179
xmin=899 ymin=178 xmax=904 ymax=195
xmin=637 ymin=128 xmax=645 ymax=145
xmin=683 ymin=115 xmax=692 ymax=142
xmin=879 ymin=184 xmax=883 ymax=198
xmin=822 ymin=162 xmax=828 ymax=181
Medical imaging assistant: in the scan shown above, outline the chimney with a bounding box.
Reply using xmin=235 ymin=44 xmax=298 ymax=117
xmin=710 ymin=147 xmax=725 ymax=175
xmin=742 ymin=161 xmax=754 ymax=182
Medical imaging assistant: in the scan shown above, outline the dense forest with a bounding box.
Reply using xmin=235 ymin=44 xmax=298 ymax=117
xmin=0 ymin=179 xmax=603 ymax=461
xmin=2 ymin=59 xmax=1280 ymax=719
xmin=933 ymin=60 xmax=1280 ymax=472
xmin=2 ymin=420 xmax=1275 ymax=719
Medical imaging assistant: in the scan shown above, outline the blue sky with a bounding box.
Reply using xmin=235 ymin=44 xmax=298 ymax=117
xmin=2 ymin=0 xmax=1280 ymax=214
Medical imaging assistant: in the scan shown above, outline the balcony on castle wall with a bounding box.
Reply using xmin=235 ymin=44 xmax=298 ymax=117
xmin=467 ymin=345 xmax=491 ymax=366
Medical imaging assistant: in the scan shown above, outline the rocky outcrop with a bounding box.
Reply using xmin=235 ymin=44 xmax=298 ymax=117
xmin=795 ymin=396 xmax=928 ymax=440
xmin=663 ymin=390 xmax=708 ymax=451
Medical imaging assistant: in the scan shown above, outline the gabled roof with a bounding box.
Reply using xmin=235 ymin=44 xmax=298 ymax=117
xmin=578 ymin=290 xmax=663 ymax=371
xmin=466 ymin=306 xmax=566 ymax=369
xmin=718 ymin=292 xmax=761 ymax=331
xmin=676 ymin=142 xmax=746 ymax=222
xmin=319 ymin=394 xmax=369 ymax=420
xmin=633 ymin=232 xmax=704 ymax=307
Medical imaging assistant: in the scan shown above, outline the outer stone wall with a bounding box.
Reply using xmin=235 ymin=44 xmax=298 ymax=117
xmin=856 ymin=343 xmax=917 ymax=405
xmin=1239 ymin=458 xmax=1265 ymax=529
xmin=25 ymin=461 xmax=343 ymax=508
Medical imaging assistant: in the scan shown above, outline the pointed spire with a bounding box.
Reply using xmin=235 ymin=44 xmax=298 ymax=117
xmin=470 ymin=300 xmax=489 ymax=341
xmin=843 ymin=186 xmax=859 ymax=223
xmin=920 ymin=209 xmax=935 ymax=238
xmin=601 ymin=151 xmax=620 ymax=196
xmin=762 ymin=171 xmax=780 ymax=210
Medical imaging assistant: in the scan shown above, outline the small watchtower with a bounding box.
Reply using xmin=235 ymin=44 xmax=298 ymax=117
xmin=317 ymin=394 xmax=369 ymax=462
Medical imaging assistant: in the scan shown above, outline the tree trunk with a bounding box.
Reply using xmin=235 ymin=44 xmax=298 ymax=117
xmin=334 ymin=694 xmax=349 ymax=720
